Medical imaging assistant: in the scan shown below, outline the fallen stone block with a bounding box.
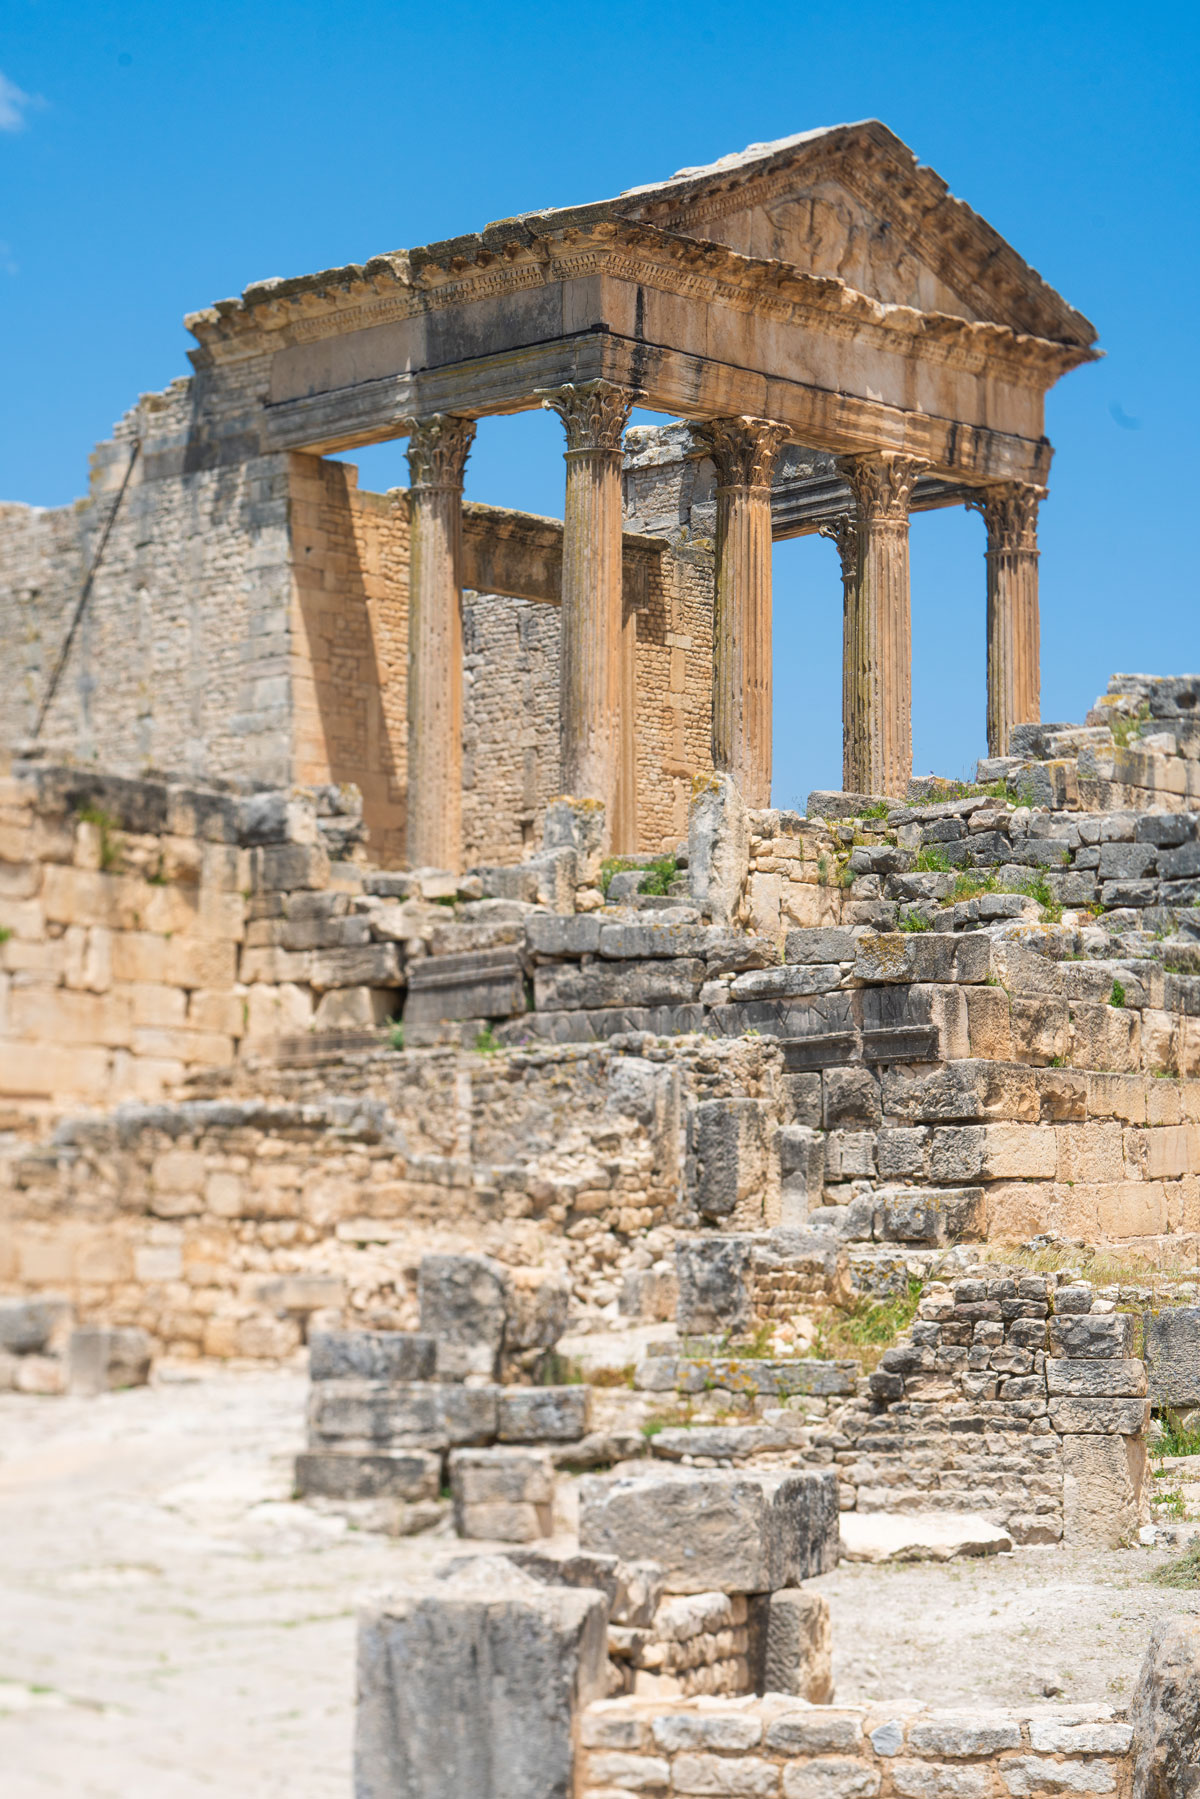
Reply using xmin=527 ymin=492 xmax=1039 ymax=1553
xmin=404 ymin=949 xmax=526 ymax=1032
xmin=1062 ymin=1433 xmax=1149 ymax=1549
xmin=578 ymin=1468 xmax=839 ymax=1594
xmin=1129 ymin=1613 xmax=1200 ymax=1799
xmin=309 ymin=1330 xmax=437 ymax=1383
xmin=66 ymin=1326 xmax=152 ymax=1395
xmin=419 ymin=1253 xmax=509 ymax=1379
xmin=839 ymin=1512 xmax=1014 ymax=1563
xmin=498 ymin=1386 xmax=590 ymax=1443
xmin=0 ymin=1296 xmax=72 ymax=1356
xmin=449 ymin=1447 xmax=554 ymax=1542
xmin=296 ymin=1449 xmax=441 ymax=1502
xmin=355 ymin=1557 xmax=607 ymax=1799
xmin=1143 ymin=1307 xmax=1200 ymax=1410
xmin=674 ymin=1233 xmax=756 ymax=1334
xmin=500 ymin=1548 xmax=665 ymax=1627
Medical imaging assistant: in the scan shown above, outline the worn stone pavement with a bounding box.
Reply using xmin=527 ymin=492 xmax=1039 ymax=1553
xmin=1 ymin=1371 xmax=1196 ymax=1796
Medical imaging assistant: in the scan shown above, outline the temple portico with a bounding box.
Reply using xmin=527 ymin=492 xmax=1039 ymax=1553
xmin=1 ymin=123 xmax=1098 ymax=864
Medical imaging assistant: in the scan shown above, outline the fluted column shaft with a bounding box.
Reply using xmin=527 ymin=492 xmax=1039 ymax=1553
xmin=973 ymin=483 xmax=1044 ymax=757
xmin=541 ymin=381 xmax=635 ymax=844
xmin=404 ymin=414 xmax=475 ymax=872
xmin=838 ymin=453 xmax=928 ymax=796
xmin=693 ymin=418 xmax=790 ymax=809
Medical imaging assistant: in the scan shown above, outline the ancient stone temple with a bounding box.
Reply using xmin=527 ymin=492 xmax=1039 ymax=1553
xmin=0 ymin=122 xmax=1096 ymax=868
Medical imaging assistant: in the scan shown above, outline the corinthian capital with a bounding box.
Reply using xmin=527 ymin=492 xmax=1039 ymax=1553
xmin=539 ymin=381 xmax=636 ymax=453
xmin=691 ymin=416 xmax=791 ymax=491
xmin=402 ymin=414 xmax=476 ymax=490
xmin=838 ymin=452 xmax=929 ymax=523
xmin=817 ymin=513 xmax=859 ymax=582
xmin=968 ymin=481 xmax=1045 ymax=553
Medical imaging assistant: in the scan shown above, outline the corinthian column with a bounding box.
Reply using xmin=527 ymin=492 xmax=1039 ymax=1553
xmin=540 ymin=380 xmax=635 ymax=841
xmin=403 ymin=413 xmax=475 ymax=871
xmin=837 ymin=453 xmax=928 ymax=796
xmin=691 ymin=417 xmax=791 ymax=808
xmin=817 ymin=514 xmax=859 ymax=791
xmin=970 ymin=482 xmax=1045 ymax=757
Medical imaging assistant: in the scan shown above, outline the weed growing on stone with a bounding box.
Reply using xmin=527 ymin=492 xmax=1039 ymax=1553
xmin=387 ymin=1022 xmax=405 ymax=1051
xmin=860 ymin=801 xmax=890 ymax=820
xmin=807 ymin=1279 xmax=925 ymax=1370
xmin=637 ymin=855 xmax=678 ymax=897
xmin=1154 ymin=1410 xmax=1200 ymax=1458
xmin=898 ymin=909 xmax=932 ymax=933
xmin=1110 ymin=978 xmax=1127 ymax=1008
xmin=946 ymin=871 xmax=997 ymax=905
xmin=474 ymin=1025 xmax=501 ymax=1054
xmin=1111 ymin=701 xmax=1150 ymax=749
xmin=0 ymin=926 xmax=10 ymax=945
xmin=76 ymin=802 xmax=122 ymax=871
xmin=913 ymin=844 xmax=953 ymax=873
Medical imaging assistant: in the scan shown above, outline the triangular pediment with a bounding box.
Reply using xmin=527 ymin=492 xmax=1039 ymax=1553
xmin=605 ymin=122 xmax=1096 ymax=347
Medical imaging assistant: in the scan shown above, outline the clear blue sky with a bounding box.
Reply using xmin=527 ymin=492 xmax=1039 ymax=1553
xmin=2 ymin=1 xmax=1197 ymax=804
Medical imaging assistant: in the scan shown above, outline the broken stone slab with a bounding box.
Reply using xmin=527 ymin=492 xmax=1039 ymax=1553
xmin=872 ymin=1186 xmax=986 ymax=1245
xmin=308 ymin=1380 xmax=499 ymax=1449
xmin=1062 ymin=1432 xmax=1150 ymax=1549
xmin=839 ymin=1512 xmax=1014 ymax=1563
xmin=532 ymin=958 xmax=705 ymax=1011
xmin=309 ymin=1330 xmax=438 ymax=1383
xmin=667 ymin=1358 xmax=859 ymax=1399
xmin=295 ymin=1449 xmax=442 ymax=1502
xmin=805 ymin=790 xmax=893 ymax=822
xmin=355 ymin=1557 xmax=607 ymax=1799
xmin=688 ymin=1096 xmax=776 ymax=1222
xmin=498 ymin=1547 xmax=665 ymax=1627
xmin=501 ymin=1004 xmax=705 ymax=1044
xmin=449 ymin=1447 xmax=555 ymax=1542
xmin=542 ymin=797 xmax=605 ymax=886
xmin=578 ymin=1468 xmax=839 ymax=1593
xmin=419 ymin=1253 xmax=509 ymax=1380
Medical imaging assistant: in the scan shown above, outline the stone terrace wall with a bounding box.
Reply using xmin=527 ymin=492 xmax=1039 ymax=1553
xmin=0 ymin=1033 xmax=787 ymax=1358
xmin=580 ymin=1694 xmax=1134 ymax=1799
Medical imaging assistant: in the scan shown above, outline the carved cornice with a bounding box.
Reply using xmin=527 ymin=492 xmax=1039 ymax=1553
xmin=817 ymin=513 xmax=859 ymax=581
xmin=186 ymin=218 xmax=1097 ymax=395
xmin=838 ymin=453 xmax=930 ymax=523
xmin=403 ymin=414 xmax=476 ymax=490
xmin=690 ymin=417 xmax=791 ymax=491
xmin=967 ymin=480 xmax=1045 ymax=553
xmin=538 ymin=380 xmax=636 ymax=453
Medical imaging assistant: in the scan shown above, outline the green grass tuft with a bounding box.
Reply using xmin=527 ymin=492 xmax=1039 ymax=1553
xmin=898 ymin=908 xmax=932 ymax=933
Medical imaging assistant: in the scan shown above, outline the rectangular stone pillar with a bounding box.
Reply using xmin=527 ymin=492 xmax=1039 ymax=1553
xmin=692 ymin=418 xmax=790 ymax=810
xmin=973 ymin=482 xmax=1044 ymax=757
xmin=403 ymin=414 xmax=475 ymax=872
xmin=838 ymin=453 xmax=927 ymax=797
xmin=541 ymin=382 xmax=635 ymax=847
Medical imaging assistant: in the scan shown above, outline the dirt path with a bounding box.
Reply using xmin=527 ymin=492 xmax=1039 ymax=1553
xmin=1 ymin=1371 xmax=1195 ymax=1794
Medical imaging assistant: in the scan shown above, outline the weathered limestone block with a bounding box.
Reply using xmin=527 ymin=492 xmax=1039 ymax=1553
xmin=689 ymin=774 xmax=748 ymax=929
xmin=419 ymin=1253 xmax=509 ymax=1379
xmin=1143 ymin=1307 xmax=1200 ymax=1410
xmin=533 ymin=958 xmax=704 ymax=1011
xmin=674 ymin=1233 xmax=755 ymax=1334
xmin=1047 ymin=1314 xmax=1135 ymax=1360
xmin=785 ymin=927 xmax=860 ymax=964
xmin=66 ymin=1325 xmax=152 ymax=1395
xmin=689 ymin=1098 xmax=777 ymax=1224
xmin=309 ymin=1330 xmax=437 ymax=1383
xmin=308 ymin=1380 xmax=499 ymax=1449
xmin=296 ymin=1449 xmax=441 ymax=1501
xmin=498 ymin=1386 xmax=590 ymax=1444
xmin=542 ymin=797 xmax=603 ymax=886
xmin=405 ymin=950 xmax=525 ymax=1032
xmin=872 ymin=1186 xmax=985 ymax=1245
xmin=578 ymin=1469 xmax=839 ymax=1594
xmin=0 ymin=1295 xmax=72 ymax=1354
xmin=354 ymin=1558 xmax=607 ymax=1799
xmin=1045 ymin=1359 xmax=1147 ymax=1398
xmin=1062 ymin=1434 xmax=1149 ymax=1548
xmin=779 ymin=1125 xmax=825 ymax=1227
xmin=1048 ymin=1396 xmax=1150 ymax=1435
xmin=449 ymin=1447 xmax=555 ymax=1541
xmin=502 ymin=1547 xmax=665 ymax=1628
xmin=755 ymin=1589 xmax=834 ymax=1701
xmin=1130 ymin=1615 xmax=1200 ymax=1799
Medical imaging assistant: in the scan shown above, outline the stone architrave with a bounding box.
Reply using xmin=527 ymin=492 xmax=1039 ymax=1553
xmin=403 ymin=414 xmax=476 ymax=872
xmin=692 ymin=417 xmax=791 ymax=809
xmin=837 ymin=452 xmax=928 ymax=797
xmin=540 ymin=381 xmax=636 ymax=848
xmin=969 ymin=481 xmax=1045 ymax=756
